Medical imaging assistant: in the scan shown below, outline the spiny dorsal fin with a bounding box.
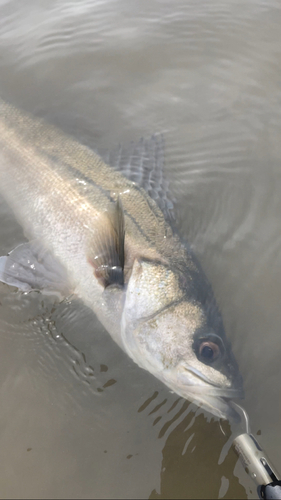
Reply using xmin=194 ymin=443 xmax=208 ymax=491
xmin=88 ymin=197 xmax=125 ymax=288
xmin=98 ymin=135 xmax=176 ymax=224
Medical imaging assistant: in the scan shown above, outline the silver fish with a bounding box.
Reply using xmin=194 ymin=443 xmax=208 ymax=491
xmin=0 ymin=98 xmax=243 ymax=419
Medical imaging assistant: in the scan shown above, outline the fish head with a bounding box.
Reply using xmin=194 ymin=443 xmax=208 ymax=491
xmin=121 ymin=258 xmax=243 ymax=420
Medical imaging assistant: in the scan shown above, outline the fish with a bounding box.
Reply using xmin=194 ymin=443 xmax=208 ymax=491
xmin=0 ymin=97 xmax=243 ymax=420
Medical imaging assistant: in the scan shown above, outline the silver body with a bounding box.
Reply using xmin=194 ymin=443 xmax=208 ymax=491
xmin=0 ymin=98 xmax=243 ymax=419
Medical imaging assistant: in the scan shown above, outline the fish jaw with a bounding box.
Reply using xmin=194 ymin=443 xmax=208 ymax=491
xmin=160 ymin=365 xmax=244 ymax=420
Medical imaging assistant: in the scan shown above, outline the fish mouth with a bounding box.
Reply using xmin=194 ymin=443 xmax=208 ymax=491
xmin=182 ymin=366 xmax=244 ymax=398
xmin=171 ymin=366 xmax=244 ymax=421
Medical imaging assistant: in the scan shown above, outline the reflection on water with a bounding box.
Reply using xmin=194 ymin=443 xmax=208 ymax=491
xmin=1 ymin=0 xmax=281 ymax=498
xmin=150 ymin=413 xmax=245 ymax=500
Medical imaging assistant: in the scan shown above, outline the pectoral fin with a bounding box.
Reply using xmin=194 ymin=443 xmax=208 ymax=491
xmin=0 ymin=241 xmax=71 ymax=297
xmin=88 ymin=197 xmax=125 ymax=288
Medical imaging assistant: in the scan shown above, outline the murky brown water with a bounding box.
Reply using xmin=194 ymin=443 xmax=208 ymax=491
xmin=0 ymin=0 xmax=281 ymax=498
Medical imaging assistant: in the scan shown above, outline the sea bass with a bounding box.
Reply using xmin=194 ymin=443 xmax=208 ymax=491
xmin=0 ymin=98 xmax=243 ymax=419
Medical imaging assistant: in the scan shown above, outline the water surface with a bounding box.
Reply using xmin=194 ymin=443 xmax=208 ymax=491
xmin=0 ymin=0 xmax=281 ymax=498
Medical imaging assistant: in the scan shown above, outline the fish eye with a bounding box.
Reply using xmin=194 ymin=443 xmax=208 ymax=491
xmin=198 ymin=340 xmax=221 ymax=364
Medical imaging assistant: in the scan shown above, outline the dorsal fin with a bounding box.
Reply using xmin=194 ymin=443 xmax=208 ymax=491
xmin=88 ymin=197 xmax=125 ymax=288
xmin=99 ymin=135 xmax=176 ymax=224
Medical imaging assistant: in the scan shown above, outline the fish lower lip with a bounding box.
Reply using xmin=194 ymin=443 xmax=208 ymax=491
xmin=188 ymin=386 xmax=244 ymax=399
xmin=178 ymin=391 xmax=244 ymax=421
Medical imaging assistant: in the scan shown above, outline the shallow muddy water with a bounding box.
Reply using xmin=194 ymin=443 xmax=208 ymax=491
xmin=0 ymin=0 xmax=281 ymax=498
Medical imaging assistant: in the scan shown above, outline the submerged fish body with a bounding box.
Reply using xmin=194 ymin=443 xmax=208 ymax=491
xmin=0 ymin=98 xmax=243 ymax=419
